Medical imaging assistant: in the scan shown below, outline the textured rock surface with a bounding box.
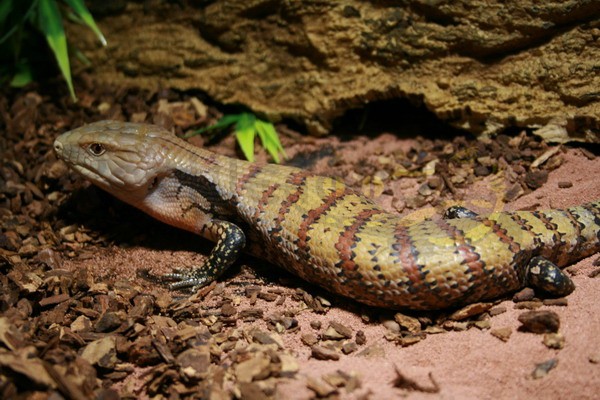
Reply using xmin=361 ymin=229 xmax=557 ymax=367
xmin=77 ymin=0 xmax=600 ymax=140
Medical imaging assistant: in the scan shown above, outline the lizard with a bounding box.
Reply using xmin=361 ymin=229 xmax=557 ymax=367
xmin=53 ymin=120 xmax=600 ymax=310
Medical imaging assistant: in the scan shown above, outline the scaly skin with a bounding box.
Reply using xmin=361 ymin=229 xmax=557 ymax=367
xmin=53 ymin=121 xmax=600 ymax=310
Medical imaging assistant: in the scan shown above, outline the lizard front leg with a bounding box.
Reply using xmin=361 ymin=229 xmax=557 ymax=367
xmin=164 ymin=220 xmax=246 ymax=291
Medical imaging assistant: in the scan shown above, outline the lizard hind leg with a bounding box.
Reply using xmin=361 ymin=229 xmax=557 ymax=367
xmin=525 ymin=256 xmax=575 ymax=297
xmin=163 ymin=220 xmax=246 ymax=292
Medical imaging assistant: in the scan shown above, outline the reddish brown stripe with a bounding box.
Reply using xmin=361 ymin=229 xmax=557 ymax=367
xmin=509 ymin=212 xmax=543 ymax=249
xmin=392 ymin=223 xmax=422 ymax=284
xmin=272 ymin=171 xmax=312 ymax=228
xmin=567 ymin=206 xmax=598 ymax=255
xmin=335 ymin=209 xmax=384 ymax=271
xmin=286 ymin=170 xmax=313 ymax=185
xmin=253 ymin=182 xmax=280 ymax=221
xmin=436 ymin=219 xmax=485 ymax=277
xmin=582 ymin=202 xmax=600 ymax=224
xmin=531 ymin=211 xmax=563 ymax=258
xmin=562 ymin=209 xmax=583 ymax=241
xmin=481 ymin=216 xmax=521 ymax=254
xmin=235 ymin=164 xmax=263 ymax=195
xmin=296 ymin=187 xmax=352 ymax=250
xmin=532 ymin=211 xmax=560 ymax=235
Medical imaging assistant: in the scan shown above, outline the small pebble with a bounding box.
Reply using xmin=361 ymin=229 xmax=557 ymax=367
xmin=311 ymin=345 xmax=340 ymax=361
xmin=448 ymin=302 xmax=492 ymax=321
xmin=306 ymin=377 xmax=337 ymax=397
xmin=504 ymin=184 xmax=525 ymax=202
xmin=518 ymin=310 xmax=560 ymax=333
xmin=524 ymin=170 xmax=549 ymax=189
xmin=329 ymin=321 xmax=353 ymax=339
xmin=557 ymin=181 xmax=573 ymax=188
xmin=394 ymin=313 xmax=422 ymax=332
xmin=514 ymin=301 xmax=542 ymax=310
xmin=513 ymin=287 xmax=535 ymax=302
xmin=532 ymin=358 xmax=558 ymax=379
xmin=382 ymin=320 xmax=401 ymax=334
xmin=489 ymin=306 xmax=507 ymax=316
xmin=543 ymin=332 xmax=565 ymax=349
xmin=355 ymin=330 xmax=366 ymax=346
xmin=474 ymin=165 xmax=491 ymax=177
xmin=490 ymin=327 xmax=512 ymax=342
xmin=542 ymin=298 xmax=568 ymax=307
xmin=342 ymin=341 xmax=358 ymax=354
xmin=301 ymin=333 xmax=319 ymax=347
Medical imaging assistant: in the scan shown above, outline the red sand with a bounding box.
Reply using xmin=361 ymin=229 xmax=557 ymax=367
xmin=62 ymin=146 xmax=600 ymax=399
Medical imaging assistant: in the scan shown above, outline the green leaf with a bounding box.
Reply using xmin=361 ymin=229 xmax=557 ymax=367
xmin=185 ymin=114 xmax=242 ymax=138
xmin=9 ymin=61 xmax=33 ymax=87
xmin=186 ymin=112 xmax=286 ymax=163
xmin=63 ymin=0 xmax=106 ymax=46
xmin=234 ymin=113 xmax=257 ymax=162
xmin=255 ymin=119 xmax=286 ymax=163
xmin=0 ymin=0 xmax=13 ymax=27
xmin=72 ymin=46 xmax=91 ymax=66
xmin=37 ymin=0 xmax=76 ymax=100
xmin=0 ymin=0 xmax=37 ymax=45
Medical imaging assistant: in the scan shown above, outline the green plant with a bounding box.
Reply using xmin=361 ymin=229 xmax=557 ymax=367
xmin=0 ymin=0 xmax=106 ymax=100
xmin=187 ymin=113 xmax=287 ymax=163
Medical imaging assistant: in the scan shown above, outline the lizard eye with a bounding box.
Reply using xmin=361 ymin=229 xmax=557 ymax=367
xmin=88 ymin=143 xmax=106 ymax=156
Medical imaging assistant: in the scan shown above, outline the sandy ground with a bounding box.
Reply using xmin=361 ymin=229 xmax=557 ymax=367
xmin=277 ymin=149 xmax=600 ymax=400
xmin=60 ymin=142 xmax=600 ymax=399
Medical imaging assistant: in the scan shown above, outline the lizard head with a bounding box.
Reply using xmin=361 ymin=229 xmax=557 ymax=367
xmin=54 ymin=120 xmax=172 ymax=203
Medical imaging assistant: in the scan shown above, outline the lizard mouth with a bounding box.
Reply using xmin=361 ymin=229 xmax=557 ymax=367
xmin=69 ymin=163 xmax=114 ymax=188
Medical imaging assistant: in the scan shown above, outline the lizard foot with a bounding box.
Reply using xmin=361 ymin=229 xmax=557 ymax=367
xmin=163 ymin=269 xmax=214 ymax=291
xmin=443 ymin=206 xmax=478 ymax=219
xmin=525 ymin=256 xmax=575 ymax=297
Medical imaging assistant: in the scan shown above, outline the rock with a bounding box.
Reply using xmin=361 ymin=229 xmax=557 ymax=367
xmin=306 ymin=377 xmax=337 ymax=397
xmin=489 ymin=306 xmax=507 ymax=316
xmin=490 ymin=327 xmax=512 ymax=342
xmin=71 ymin=1 xmax=600 ymax=141
xmin=448 ymin=303 xmax=493 ymax=321
xmin=323 ymin=322 xmax=353 ymax=340
xmin=512 ymin=287 xmax=535 ymax=302
xmin=532 ymin=359 xmax=558 ymax=379
xmin=557 ymin=181 xmax=573 ymax=188
xmin=524 ymin=170 xmax=549 ymax=189
xmin=342 ymin=342 xmax=358 ymax=354
xmin=518 ymin=310 xmax=560 ymax=333
xmin=394 ymin=313 xmax=422 ymax=332
xmin=355 ymin=330 xmax=367 ymax=346
xmin=542 ymin=298 xmax=568 ymax=307
xmin=514 ymin=300 xmax=543 ymax=310
xmin=543 ymin=333 xmax=565 ymax=349
xmin=309 ymin=320 xmax=322 ymax=330
xmin=235 ymin=353 xmax=271 ymax=383
xmin=382 ymin=319 xmax=401 ymax=334
xmin=474 ymin=165 xmax=491 ymax=177
xmin=311 ymin=345 xmax=340 ymax=361
xmin=301 ymin=333 xmax=319 ymax=347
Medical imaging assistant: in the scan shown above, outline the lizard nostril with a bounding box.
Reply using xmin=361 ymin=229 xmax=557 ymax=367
xmin=54 ymin=140 xmax=63 ymax=154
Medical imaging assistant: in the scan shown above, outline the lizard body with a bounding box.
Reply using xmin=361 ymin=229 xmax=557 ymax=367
xmin=54 ymin=121 xmax=600 ymax=309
